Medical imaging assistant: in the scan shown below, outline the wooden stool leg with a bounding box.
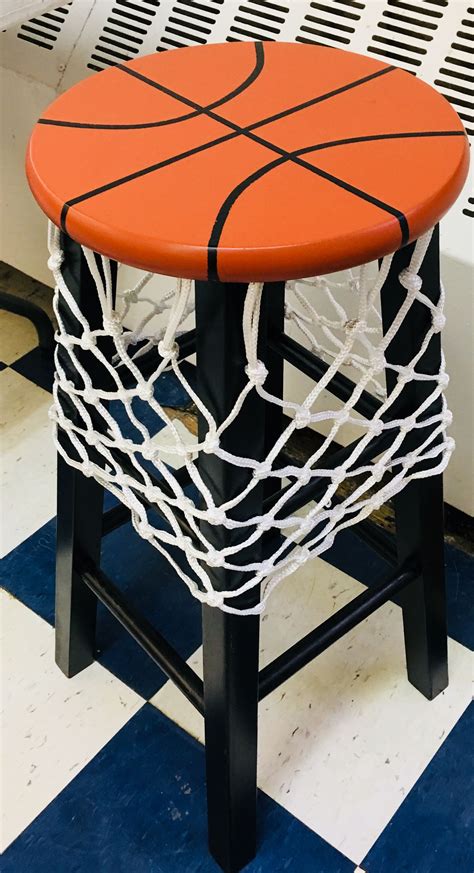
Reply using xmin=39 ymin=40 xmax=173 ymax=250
xmin=392 ymin=476 xmax=448 ymax=699
xmin=381 ymin=225 xmax=448 ymax=700
xmin=54 ymin=236 xmax=117 ymax=678
xmin=195 ymin=280 xmax=284 ymax=872
xmin=202 ymin=606 xmax=260 ymax=873
xmin=55 ymin=457 xmax=103 ymax=677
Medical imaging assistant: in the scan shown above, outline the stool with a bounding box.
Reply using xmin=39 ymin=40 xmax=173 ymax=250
xmin=26 ymin=41 xmax=468 ymax=873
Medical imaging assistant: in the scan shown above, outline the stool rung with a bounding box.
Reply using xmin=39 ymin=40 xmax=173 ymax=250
xmin=350 ymin=516 xmax=397 ymax=565
xmin=102 ymin=465 xmax=194 ymax=537
xmin=258 ymin=558 xmax=418 ymax=700
xmin=119 ymin=328 xmax=196 ymax=388
xmin=79 ymin=558 xmax=204 ymax=714
xmin=102 ymin=502 xmax=130 ymax=536
xmin=268 ymin=332 xmax=381 ymax=418
xmin=265 ymin=428 xmax=396 ymax=518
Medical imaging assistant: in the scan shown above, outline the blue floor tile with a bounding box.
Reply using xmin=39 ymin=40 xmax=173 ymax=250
xmin=11 ymin=347 xmax=54 ymax=392
xmin=442 ymin=543 xmax=474 ymax=650
xmin=2 ymin=511 xmax=472 ymax=703
xmin=2 ymin=704 xmax=354 ymax=873
xmin=0 ymin=370 xmax=202 ymax=698
xmin=324 ymin=529 xmax=474 ymax=650
xmin=1 ymin=510 xmax=202 ymax=699
xmin=363 ymin=701 xmax=474 ymax=873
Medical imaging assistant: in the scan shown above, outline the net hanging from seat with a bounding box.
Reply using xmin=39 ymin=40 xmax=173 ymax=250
xmin=47 ymin=222 xmax=453 ymax=615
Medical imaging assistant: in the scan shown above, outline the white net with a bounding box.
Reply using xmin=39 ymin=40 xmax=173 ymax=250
xmin=47 ymin=222 xmax=453 ymax=615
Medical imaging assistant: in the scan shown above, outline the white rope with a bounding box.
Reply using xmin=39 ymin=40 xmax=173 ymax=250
xmin=47 ymin=222 xmax=453 ymax=615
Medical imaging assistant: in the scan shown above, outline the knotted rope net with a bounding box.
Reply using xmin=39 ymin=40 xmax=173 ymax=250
xmin=47 ymin=222 xmax=453 ymax=615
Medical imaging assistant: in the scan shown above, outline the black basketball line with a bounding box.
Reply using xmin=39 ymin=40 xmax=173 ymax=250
xmin=53 ymin=43 xmax=462 ymax=280
xmin=39 ymin=42 xmax=264 ymax=130
xmin=60 ymin=50 xmax=399 ymax=232
xmin=117 ymin=56 xmax=396 ymax=136
xmin=60 ymin=129 xmax=241 ymax=229
xmin=207 ymin=130 xmax=466 ymax=279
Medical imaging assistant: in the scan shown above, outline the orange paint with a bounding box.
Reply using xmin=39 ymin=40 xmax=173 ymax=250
xmin=26 ymin=41 xmax=469 ymax=281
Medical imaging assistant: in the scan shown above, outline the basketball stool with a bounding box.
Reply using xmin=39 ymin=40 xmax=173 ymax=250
xmin=27 ymin=41 xmax=468 ymax=873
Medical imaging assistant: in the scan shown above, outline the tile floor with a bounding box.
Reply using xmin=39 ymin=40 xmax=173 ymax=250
xmin=0 ymin=295 xmax=473 ymax=872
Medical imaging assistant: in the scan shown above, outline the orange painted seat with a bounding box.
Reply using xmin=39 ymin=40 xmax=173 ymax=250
xmin=27 ymin=41 xmax=469 ymax=283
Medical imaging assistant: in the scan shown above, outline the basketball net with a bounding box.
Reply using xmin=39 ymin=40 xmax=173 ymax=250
xmin=47 ymin=222 xmax=453 ymax=615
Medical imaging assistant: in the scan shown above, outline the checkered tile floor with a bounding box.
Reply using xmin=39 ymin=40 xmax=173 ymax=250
xmin=1 ymin=303 xmax=473 ymax=873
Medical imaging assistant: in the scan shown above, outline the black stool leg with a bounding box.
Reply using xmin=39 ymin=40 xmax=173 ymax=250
xmin=195 ymin=280 xmax=284 ymax=873
xmin=56 ymin=457 xmax=104 ymax=677
xmin=55 ymin=236 xmax=117 ymax=678
xmin=381 ymin=226 xmax=448 ymax=699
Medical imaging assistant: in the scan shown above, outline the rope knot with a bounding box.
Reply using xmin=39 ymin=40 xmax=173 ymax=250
xmin=253 ymin=461 xmax=272 ymax=480
xmin=295 ymin=546 xmax=311 ymax=567
xmin=333 ymin=466 xmax=346 ymax=486
xmin=206 ymin=590 xmax=224 ymax=608
xmin=85 ymin=431 xmax=100 ymax=448
xmin=259 ymin=517 xmax=273 ymax=532
xmin=398 ymin=269 xmax=422 ymax=294
xmin=432 ymin=312 xmax=446 ymax=333
xmin=438 ymin=372 xmax=449 ymax=389
xmin=207 ymin=506 xmax=226 ymax=526
xmin=137 ymin=521 xmax=155 ymax=542
xmin=443 ymin=409 xmax=453 ymax=427
xmin=158 ymin=340 xmax=179 ymax=361
xmin=398 ymin=367 xmax=414 ymax=385
xmin=124 ymin=288 xmax=139 ymax=304
xmin=137 ymin=382 xmax=154 ymax=402
xmin=206 ymin=548 xmax=225 ymax=568
xmin=372 ymin=462 xmax=385 ymax=483
xmin=371 ymin=350 xmax=386 ymax=373
xmin=294 ymin=407 xmax=312 ymax=429
xmin=369 ymin=418 xmax=384 ymax=436
xmin=299 ymin=515 xmax=313 ymax=536
xmin=345 ymin=318 xmax=366 ymax=335
xmin=203 ymin=433 xmax=219 ymax=454
xmin=445 ymin=436 xmax=455 ymax=453
xmin=245 ymin=360 xmax=268 ymax=387
xmin=83 ymin=388 xmax=96 ymax=405
xmin=260 ymin=559 xmax=274 ymax=578
xmin=141 ymin=444 xmax=156 ymax=461
xmin=298 ymin=467 xmax=312 ymax=486
xmin=47 ymin=252 xmax=63 ymax=272
xmin=79 ymin=332 xmax=96 ymax=352
xmin=103 ymin=315 xmax=122 ymax=338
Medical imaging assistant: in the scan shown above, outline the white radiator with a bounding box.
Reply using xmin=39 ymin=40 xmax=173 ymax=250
xmin=1 ymin=0 xmax=473 ymax=514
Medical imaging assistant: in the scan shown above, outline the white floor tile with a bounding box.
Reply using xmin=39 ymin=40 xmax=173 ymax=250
xmin=151 ymin=559 xmax=473 ymax=865
xmin=150 ymin=417 xmax=197 ymax=468
xmin=0 ymin=311 xmax=38 ymax=365
xmin=0 ymin=590 xmax=144 ymax=850
xmin=0 ymin=369 xmax=56 ymax=557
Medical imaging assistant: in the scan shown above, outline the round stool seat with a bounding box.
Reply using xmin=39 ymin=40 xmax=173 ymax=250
xmin=27 ymin=41 xmax=468 ymax=282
